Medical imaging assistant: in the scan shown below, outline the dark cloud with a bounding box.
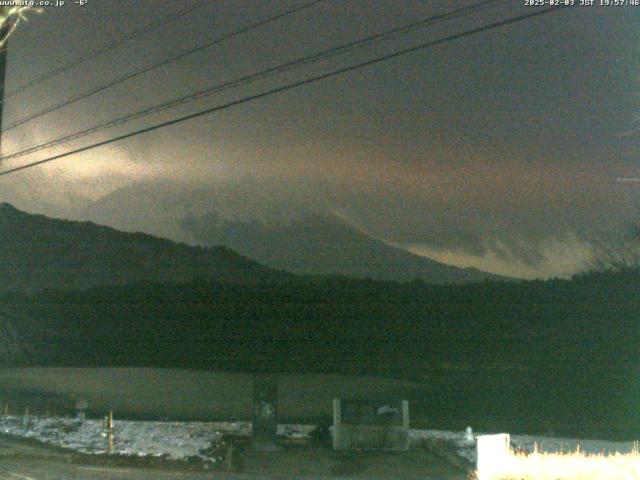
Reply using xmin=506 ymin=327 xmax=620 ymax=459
xmin=0 ymin=1 xmax=638 ymax=278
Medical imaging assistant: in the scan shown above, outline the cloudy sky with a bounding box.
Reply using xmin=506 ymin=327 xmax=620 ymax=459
xmin=0 ymin=0 xmax=638 ymax=279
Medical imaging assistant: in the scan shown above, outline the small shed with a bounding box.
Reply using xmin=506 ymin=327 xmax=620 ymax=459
xmin=333 ymin=398 xmax=409 ymax=451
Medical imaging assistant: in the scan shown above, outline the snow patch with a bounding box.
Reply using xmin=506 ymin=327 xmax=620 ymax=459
xmin=0 ymin=415 xmax=633 ymax=467
xmin=410 ymin=429 xmax=637 ymax=465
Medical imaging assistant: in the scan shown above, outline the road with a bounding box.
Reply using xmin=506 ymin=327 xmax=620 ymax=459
xmin=0 ymin=435 xmax=467 ymax=479
xmin=0 ymin=436 xmax=247 ymax=480
xmin=0 ymin=461 xmax=252 ymax=480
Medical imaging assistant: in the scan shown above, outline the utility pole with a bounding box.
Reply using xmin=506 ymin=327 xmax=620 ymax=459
xmin=0 ymin=7 xmax=13 ymax=154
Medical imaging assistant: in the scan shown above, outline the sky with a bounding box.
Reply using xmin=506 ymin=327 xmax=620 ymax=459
xmin=0 ymin=0 xmax=638 ymax=279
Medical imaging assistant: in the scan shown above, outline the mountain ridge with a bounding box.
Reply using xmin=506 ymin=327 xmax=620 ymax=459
xmin=77 ymin=180 xmax=509 ymax=284
xmin=0 ymin=202 xmax=290 ymax=292
xmin=182 ymin=209 xmax=508 ymax=284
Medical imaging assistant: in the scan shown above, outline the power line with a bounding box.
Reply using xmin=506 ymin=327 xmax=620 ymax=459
xmin=0 ymin=5 xmax=569 ymax=178
xmin=0 ymin=0 xmax=504 ymax=161
xmin=1 ymin=0 xmax=325 ymax=133
xmin=0 ymin=0 xmax=210 ymax=102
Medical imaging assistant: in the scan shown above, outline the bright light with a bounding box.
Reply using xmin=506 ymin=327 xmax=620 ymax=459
xmin=0 ymin=6 xmax=41 ymax=48
xmin=476 ymin=442 xmax=640 ymax=480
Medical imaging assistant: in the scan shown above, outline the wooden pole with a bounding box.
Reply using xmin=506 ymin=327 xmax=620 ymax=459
xmin=252 ymin=374 xmax=280 ymax=451
xmin=106 ymin=410 xmax=114 ymax=455
xmin=225 ymin=440 xmax=234 ymax=471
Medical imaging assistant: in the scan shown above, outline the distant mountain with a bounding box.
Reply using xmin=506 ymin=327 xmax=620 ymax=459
xmin=0 ymin=203 xmax=289 ymax=292
xmin=75 ymin=179 xmax=313 ymax=245
xmin=182 ymin=211 xmax=506 ymax=284
xmin=76 ymin=180 xmax=506 ymax=284
xmin=75 ymin=180 xmax=218 ymax=244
